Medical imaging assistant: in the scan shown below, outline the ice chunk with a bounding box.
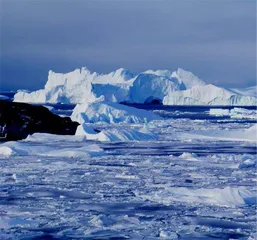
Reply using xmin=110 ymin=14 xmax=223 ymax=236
xmin=238 ymin=159 xmax=256 ymax=169
xmin=75 ymin=124 xmax=158 ymax=142
xmin=179 ymin=152 xmax=198 ymax=161
xmin=71 ymin=101 xmax=161 ymax=124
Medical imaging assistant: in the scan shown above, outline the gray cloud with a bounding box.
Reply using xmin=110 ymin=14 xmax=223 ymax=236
xmin=0 ymin=0 xmax=256 ymax=90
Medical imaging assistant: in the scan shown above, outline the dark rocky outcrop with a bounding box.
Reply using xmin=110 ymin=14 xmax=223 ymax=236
xmin=0 ymin=100 xmax=79 ymax=141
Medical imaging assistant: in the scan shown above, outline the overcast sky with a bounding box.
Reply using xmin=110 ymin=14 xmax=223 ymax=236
xmin=0 ymin=0 xmax=256 ymax=91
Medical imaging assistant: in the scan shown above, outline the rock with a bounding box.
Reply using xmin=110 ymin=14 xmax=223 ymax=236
xmin=0 ymin=100 xmax=79 ymax=141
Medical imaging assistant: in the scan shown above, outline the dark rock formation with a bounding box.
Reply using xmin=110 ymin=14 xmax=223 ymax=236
xmin=0 ymin=100 xmax=79 ymax=141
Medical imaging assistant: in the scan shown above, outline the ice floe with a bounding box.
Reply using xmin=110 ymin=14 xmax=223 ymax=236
xmin=75 ymin=124 xmax=158 ymax=142
xmin=71 ymin=101 xmax=161 ymax=124
xmin=0 ymin=141 xmax=103 ymax=157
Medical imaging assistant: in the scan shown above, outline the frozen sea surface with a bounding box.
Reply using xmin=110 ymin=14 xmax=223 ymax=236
xmin=0 ymin=104 xmax=256 ymax=240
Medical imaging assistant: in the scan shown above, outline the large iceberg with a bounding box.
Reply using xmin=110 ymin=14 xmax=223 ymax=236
xmin=14 ymin=66 xmax=257 ymax=106
xmin=71 ymin=101 xmax=161 ymax=124
xmin=14 ymin=68 xmax=96 ymax=104
xmin=163 ymin=84 xmax=257 ymax=106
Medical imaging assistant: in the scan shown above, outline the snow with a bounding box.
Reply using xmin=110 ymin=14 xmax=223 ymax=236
xmin=71 ymin=101 xmax=161 ymax=124
xmin=163 ymin=84 xmax=257 ymax=106
xmin=75 ymin=124 xmax=159 ymax=142
xmin=14 ymin=66 xmax=257 ymax=106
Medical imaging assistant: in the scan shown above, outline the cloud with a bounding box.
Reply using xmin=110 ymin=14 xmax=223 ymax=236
xmin=0 ymin=0 xmax=256 ymax=90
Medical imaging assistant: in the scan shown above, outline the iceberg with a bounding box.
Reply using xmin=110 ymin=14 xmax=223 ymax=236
xmin=71 ymin=101 xmax=161 ymax=124
xmin=129 ymin=73 xmax=183 ymax=104
xmin=163 ymin=84 xmax=257 ymax=106
xmin=14 ymin=66 xmax=257 ymax=106
xmin=14 ymin=68 xmax=96 ymax=104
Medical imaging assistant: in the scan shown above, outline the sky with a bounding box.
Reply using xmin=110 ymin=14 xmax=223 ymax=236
xmin=0 ymin=0 xmax=256 ymax=91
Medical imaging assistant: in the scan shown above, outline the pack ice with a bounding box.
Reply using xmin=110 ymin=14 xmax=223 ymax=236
xmin=14 ymin=67 xmax=257 ymax=106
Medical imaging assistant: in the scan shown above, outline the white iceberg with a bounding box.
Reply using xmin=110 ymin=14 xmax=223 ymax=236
xmin=14 ymin=66 xmax=257 ymax=106
xmin=71 ymin=101 xmax=161 ymax=124
xmin=75 ymin=124 xmax=158 ymax=142
xmin=163 ymin=84 xmax=257 ymax=106
xmin=14 ymin=67 xmax=96 ymax=104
